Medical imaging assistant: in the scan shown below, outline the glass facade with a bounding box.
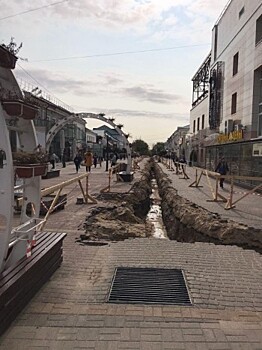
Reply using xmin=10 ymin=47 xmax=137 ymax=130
xmin=206 ymin=141 xmax=262 ymax=188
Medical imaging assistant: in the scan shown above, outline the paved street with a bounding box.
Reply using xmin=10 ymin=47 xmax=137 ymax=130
xmin=1 ymin=160 xmax=262 ymax=350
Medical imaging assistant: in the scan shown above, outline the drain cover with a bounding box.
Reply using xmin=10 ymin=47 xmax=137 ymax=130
xmin=108 ymin=267 xmax=192 ymax=305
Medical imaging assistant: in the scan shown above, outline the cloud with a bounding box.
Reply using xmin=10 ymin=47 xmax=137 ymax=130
xmin=15 ymin=66 xmax=184 ymax=106
xmin=122 ymin=85 xmax=181 ymax=104
xmin=15 ymin=68 xmax=97 ymax=96
xmin=79 ymin=106 xmax=188 ymax=121
xmin=97 ymin=73 xmax=124 ymax=86
xmin=1 ymin=0 xmax=228 ymax=37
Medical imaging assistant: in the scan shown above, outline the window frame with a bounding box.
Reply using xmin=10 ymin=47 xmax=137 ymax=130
xmin=233 ymin=52 xmax=239 ymax=76
xmin=231 ymin=92 xmax=237 ymax=115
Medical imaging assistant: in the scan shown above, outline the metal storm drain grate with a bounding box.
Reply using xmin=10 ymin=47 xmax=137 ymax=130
xmin=108 ymin=267 xmax=192 ymax=306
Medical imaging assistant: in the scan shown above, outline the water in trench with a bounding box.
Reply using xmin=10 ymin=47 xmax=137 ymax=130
xmin=146 ymin=178 xmax=168 ymax=239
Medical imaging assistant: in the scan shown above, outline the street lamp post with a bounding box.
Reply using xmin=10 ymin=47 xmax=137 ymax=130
xmin=105 ymin=134 xmax=109 ymax=171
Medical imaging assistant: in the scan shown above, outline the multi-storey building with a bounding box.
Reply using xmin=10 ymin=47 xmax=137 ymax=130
xmin=190 ymin=0 xmax=262 ymax=179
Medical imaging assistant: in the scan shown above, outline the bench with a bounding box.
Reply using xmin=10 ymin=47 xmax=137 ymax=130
xmin=0 ymin=231 xmax=67 ymax=336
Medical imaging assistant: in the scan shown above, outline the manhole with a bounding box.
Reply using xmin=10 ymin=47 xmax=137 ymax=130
xmin=108 ymin=267 xmax=192 ymax=305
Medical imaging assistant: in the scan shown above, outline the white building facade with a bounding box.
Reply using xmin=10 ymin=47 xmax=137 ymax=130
xmin=190 ymin=0 xmax=262 ymax=179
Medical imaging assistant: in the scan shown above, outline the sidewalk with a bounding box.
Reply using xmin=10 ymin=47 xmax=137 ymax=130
xmin=159 ymin=163 xmax=262 ymax=229
xmin=1 ymin=160 xmax=262 ymax=350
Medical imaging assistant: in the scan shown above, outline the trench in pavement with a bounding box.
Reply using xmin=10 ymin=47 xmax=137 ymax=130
xmin=146 ymin=178 xmax=168 ymax=239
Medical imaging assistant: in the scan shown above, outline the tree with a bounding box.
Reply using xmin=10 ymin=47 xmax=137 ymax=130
xmin=131 ymin=139 xmax=149 ymax=156
xmin=151 ymin=142 xmax=166 ymax=156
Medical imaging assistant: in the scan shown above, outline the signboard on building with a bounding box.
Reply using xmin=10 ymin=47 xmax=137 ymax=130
xmin=252 ymin=143 xmax=262 ymax=157
xmin=217 ymin=130 xmax=243 ymax=143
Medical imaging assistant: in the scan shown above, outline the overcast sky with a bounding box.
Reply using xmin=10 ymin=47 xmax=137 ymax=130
xmin=0 ymin=0 xmax=229 ymax=146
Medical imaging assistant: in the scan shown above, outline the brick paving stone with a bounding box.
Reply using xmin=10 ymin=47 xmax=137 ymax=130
xmin=163 ymin=343 xmax=186 ymax=350
xmin=141 ymin=342 xmax=162 ymax=350
xmin=118 ymin=341 xmax=141 ymax=349
xmin=229 ymin=344 xmax=254 ymax=350
xmin=207 ymin=343 xmax=231 ymax=350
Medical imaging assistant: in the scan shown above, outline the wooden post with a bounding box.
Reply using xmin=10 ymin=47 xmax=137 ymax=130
xmin=78 ymin=179 xmax=87 ymax=203
xmin=85 ymin=175 xmax=89 ymax=202
xmin=41 ymin=188 xmax=63 ymax=229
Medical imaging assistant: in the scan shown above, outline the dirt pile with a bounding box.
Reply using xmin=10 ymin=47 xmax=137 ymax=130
xmin=79 ymin=163 xmax=152 ymax=242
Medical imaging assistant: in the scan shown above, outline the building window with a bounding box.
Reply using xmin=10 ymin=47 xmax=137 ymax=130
xmin=197 ymin=117 xmax=200 ymax=131
xmin=231 ymin=93 xmax=237 ymax=114
xmin=193 ymin=120 xmax=196 ymax=133
xmin=233 ymin=52 xmax=239 ymax=76
xmin=201 ymin=114 xmax=205 ymax=129
xmin=239 ymin=7 xmax=244 ymax=19
xmin=256 ymin=14 xmax=262 ymax=45
xmin=259 ymin=106 xmax=262 ymax=136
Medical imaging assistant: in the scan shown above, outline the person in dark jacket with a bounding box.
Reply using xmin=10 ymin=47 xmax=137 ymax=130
xmin=215 ymin=157 xmax=229 ymax=188
xmin=93 ymin=153 xmax=98 ymax=168
xmin=73 ymin=153 xmax=82 ymax=173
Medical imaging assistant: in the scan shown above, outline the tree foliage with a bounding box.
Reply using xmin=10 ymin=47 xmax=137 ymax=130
xmin=131 ymin=139 xmax=149 ymax=156
xmin=151 ymin=142 xmax=166 ymax=156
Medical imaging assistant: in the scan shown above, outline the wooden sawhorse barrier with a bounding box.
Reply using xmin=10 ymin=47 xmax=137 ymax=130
xmin=189 ymin=166 xmax=262 ymax=210
xmin=174 ymin=161 xmax=190 ymax=180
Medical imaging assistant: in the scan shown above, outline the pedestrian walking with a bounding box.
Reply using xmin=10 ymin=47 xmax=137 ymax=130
xmin=50 ymin=153 xmax=59 ymax=169
xmin=84 ymin=149 xmax=93 ymax=172
xmin=111 ymin=153 xmax=117 ymax=167
xmin=215 ymin=156 xmax=229 ymax=188
xmin=73 ymin=153 xmax=82 ymax=173
xmin=93 ymin=153 xmax=98 ymax=168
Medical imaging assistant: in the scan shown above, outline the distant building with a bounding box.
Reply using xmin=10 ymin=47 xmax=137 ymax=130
xmin=165 ymin=125 xmax=189 ymax=159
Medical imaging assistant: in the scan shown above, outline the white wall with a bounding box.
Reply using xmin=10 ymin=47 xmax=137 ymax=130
xmin=190 ymin=96 xmax=209 ymax=134
xmin=211 ymin=0 xmax=262 ymax=136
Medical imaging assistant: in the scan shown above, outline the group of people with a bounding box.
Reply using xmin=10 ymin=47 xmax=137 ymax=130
xmin=73 ymin=150 xmax=103 ymax=173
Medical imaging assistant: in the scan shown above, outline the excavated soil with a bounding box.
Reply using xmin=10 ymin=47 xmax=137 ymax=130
xmin=78 ymin=163 xmax=153 ymax=243
xmin=77 ymin=159 xmax=262 ymax=253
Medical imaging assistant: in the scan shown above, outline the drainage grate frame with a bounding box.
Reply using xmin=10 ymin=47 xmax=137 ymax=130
xmin=107 ymin=267 xmax=192 ymax=306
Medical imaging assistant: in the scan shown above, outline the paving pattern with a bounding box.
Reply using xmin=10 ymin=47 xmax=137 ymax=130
xmin=1 ymin=161 xmax=262 ymax=349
